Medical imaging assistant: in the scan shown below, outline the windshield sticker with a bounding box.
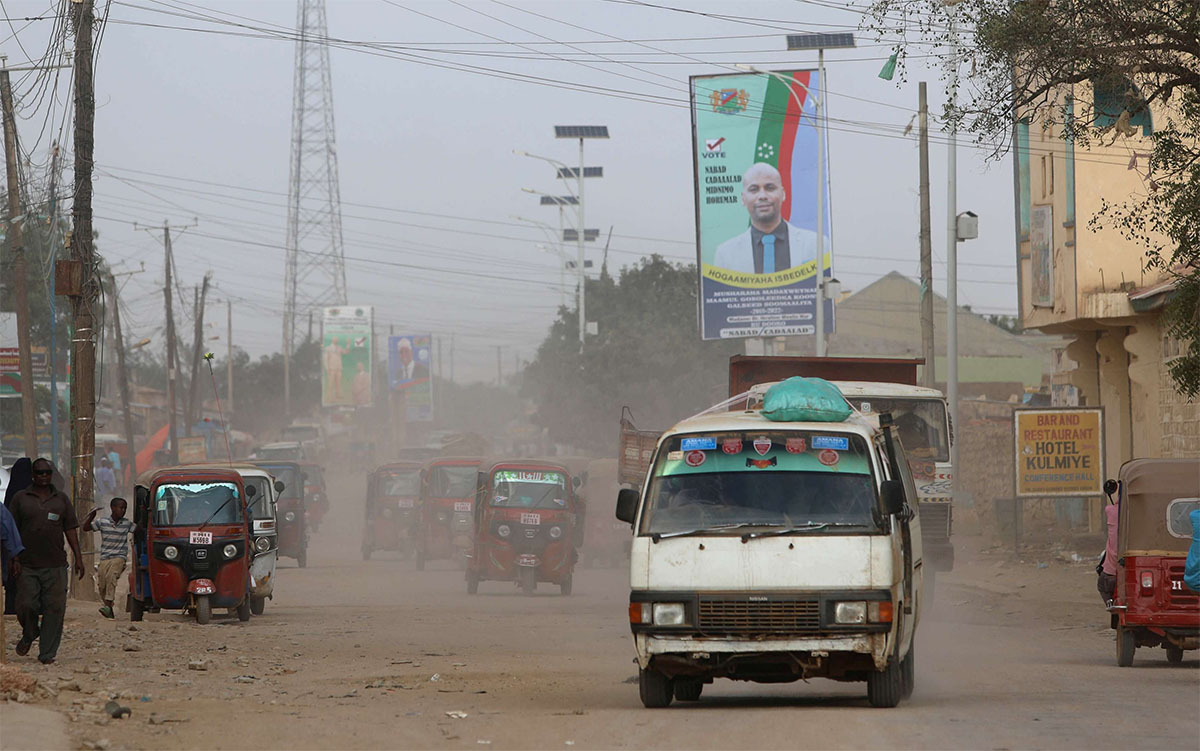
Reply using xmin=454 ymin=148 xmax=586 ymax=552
xmin=494 ymin=470 xmax=563 ymax=485
xmin=721 ymin=439 xmax=742 ymax=454
xmin=753 ymin=437 xmax=772 ymax=456
xmin=747 ymin=457 xmax=777 ymax=469
xmin=684 ymin=450 xmax=707 ymax=467
xmin=812 ymin=435 xmax=850 ymax=451
xmin=681 ymin=437 xmax=717 ymax=451
xmin=786 ymin=438 xmax=807 ymax=453
xmin=819 ymin=449 xmax=840 ymax=466
xmin=657 ymin=436 xmax=870 ymax=477
xmin=667 ymin=450 xmax=684 ymax=461
xmin=860 ymin=401 xmax=872 ymax=413
xmin=156 ymin=500 xmax=167 ymax=511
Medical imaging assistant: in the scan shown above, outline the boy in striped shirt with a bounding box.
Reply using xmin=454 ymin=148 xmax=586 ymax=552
xmin=84 ymin=498 xmax=134 ymax=619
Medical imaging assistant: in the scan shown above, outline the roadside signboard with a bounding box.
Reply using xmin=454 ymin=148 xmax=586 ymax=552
xmin=387 ymin=333 xmax=433 ymax=422
xmin=321 ymin=306 xmax=373 ymax=408
xmin=1013 ymin=407 xmax=1105 ymax=497
xmin=690 ymin=70 xmax=833 ymax=341
xmin=177 ymin=435 xmax=208 ymax=464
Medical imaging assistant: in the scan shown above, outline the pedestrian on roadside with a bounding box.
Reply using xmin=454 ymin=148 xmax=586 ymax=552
xmin=83 ymin=497 xmax=134 ymax=619
xmin=9 ymin=458 xmax=85 ymax=664
xmin=1 ymin=501 xmax=23 ymax=591
xmin=3 ymin=457 xmax=33 ymax=616
xmin=95 ymin=458 xmax=117 ymax=504
xmin=1184 ymin=508 xmax=1200 ymax=594
xmin=1097 ymin=496 xmax=1120 ymax=606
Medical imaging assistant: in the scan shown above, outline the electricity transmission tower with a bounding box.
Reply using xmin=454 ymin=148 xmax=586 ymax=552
xmin=283 ymin=0 xmax=347 ymax=417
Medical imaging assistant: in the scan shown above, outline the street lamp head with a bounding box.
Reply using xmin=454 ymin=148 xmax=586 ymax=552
xmin=734 ymin=64 xmax=759 ymax=73
xmin=512 ymin=149 xmax=528 ymax=157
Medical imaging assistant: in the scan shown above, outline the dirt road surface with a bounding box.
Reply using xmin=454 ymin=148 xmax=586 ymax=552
xmin=4 ymin=467 xmax=1198 ymax=750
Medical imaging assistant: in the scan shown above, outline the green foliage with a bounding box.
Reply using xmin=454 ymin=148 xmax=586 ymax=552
xmin=521 ymin=256 xmax=741 ymax=453
xmin=985 ymin=314 xmax=1019 ymax=333
xmin=867 ymin=0 xmax=1200 ymax=397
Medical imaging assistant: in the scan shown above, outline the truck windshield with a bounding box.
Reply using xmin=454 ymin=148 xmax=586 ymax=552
xmin=154 ymin=482 xmax=241 ymax=526
xmin=640 ymin=432 xmax=879 ymax=536
xmin=490 ymin=470 xmax=568 ymax=509
xmin=429 ymin=465 xmax=477 ymax=498
xmin=380 ymin=469 xmax=420 ymax=497
xmin=852 ymin=397 xmax=949 ymax=462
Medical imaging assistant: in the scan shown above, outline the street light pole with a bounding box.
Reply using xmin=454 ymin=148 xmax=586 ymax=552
xmin=814 ymin=48 xmax=827 ymax=357
xmin=576 ymin=137 xmax=586 ymax=348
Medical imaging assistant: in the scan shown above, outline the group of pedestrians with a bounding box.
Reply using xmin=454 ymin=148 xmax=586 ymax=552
xmin=0 ymin=456 xmax=134 ymax=664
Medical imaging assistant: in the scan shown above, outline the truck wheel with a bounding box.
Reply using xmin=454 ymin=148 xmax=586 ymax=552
xmin=867 ymin=660 xmax=903 ymax=708
xmin=900 ymin=646 xmax=915 ymax=700
xmin=1166 ymin=645 xmax=1184 ymax=664
xmin=519 ymin=566 xmax=537 ymax=595
xmin=639 ymin=667 xmax=673 ymax=708
xmin=250 ymin=597 xmax=266 ymax=616
xmin=129 ymin=596 xmax=145 ymax=622
xmin=237 ymin=598 xmax=251 ymax=622
xmin=673 ymin=679 xmax=702 ymax=702
xmin=466 ymin=571 xmax=479 ymax=595
xmin=195 ymin=595 xmax=212 ymax=625
xmin=1116 ymin=625 xmax=1136 ymax=667
xmin=559 ymin=574 xmax=573 ymax=596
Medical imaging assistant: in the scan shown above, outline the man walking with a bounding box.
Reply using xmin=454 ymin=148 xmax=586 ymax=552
xmin=84 ymin=498 xmax=134 ymax=619
xmin=9 ymin=458 xmax=85 ymax=664
xmin=95 ymin=458 xmax=117 ymax=505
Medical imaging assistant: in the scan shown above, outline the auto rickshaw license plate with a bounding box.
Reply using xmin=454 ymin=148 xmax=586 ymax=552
xmin=521 ymin=513 xmax=541 ymax=525
xmin=189 ymin=531 xmax=213 ymax=545
xmin=455 ymin=502 xmax=471 ymax=512
xmin=397 ymin=499 xmax=414 ymax=508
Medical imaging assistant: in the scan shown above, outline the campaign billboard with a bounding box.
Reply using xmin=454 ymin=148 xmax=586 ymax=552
xmin=690 ymin=70 xmax=833 ymax=340
xmin=388 ymin=333 xmax=433 ymax=422
xmin=321 ymin=306 xmax=373 ymax=408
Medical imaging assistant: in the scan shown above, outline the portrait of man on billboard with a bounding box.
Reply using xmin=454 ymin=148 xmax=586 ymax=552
xmin=713 ymin=162 xmax=819 ymax=275
xmin=392 ymin=337 xmax=429 ymax=384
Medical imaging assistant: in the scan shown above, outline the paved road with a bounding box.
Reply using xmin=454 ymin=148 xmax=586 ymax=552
xmin=10 ymin=470 xmax=1199 ymax=750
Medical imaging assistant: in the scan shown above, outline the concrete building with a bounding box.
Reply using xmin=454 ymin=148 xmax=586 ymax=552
xmin=1013 ymin=81 xmax=1197 ymax=472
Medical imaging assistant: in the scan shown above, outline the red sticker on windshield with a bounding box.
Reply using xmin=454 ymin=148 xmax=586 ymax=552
xmin=684 ymin=450 xmax=706 ymax=467
xmin=786 ymin=438 xmax=806 ymax=454
xmin=753 ymin=438 xmax=772 ymax=456
xmin=722 ymin=439 xmax=742 ymax=454
xmin=818 ymin=449 xmax=839 ymax=466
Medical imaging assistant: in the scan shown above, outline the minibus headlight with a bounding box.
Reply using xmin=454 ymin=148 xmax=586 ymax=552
xmin=834 ymin=601 xmax=867 ymax=625
xmin=163 ymin=545 xmax=179 ymax=561
xmin=652 ymin=602 xmax=687 ymax=626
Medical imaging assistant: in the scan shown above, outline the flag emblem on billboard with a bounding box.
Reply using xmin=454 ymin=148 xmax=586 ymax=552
xmin=756 ymin=142 xmax=775 ymax=161
xmin=710 ymin=88 xmax=748 ymax=114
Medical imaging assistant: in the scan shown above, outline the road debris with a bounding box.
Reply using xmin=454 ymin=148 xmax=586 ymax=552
xmin=445 ymin=711 xmax=469 ymax=719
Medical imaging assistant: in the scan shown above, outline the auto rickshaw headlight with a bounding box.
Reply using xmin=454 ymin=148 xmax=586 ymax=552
xmin=163 ymin=545 xmax=180 ymax=561
xmin=254 ymin=536 xmax=271 ymax=554
xmin=652 ymin=603 xmax=687 ymax=626
xmin=284 ymin=511 xmax=297 ymax=522
xmin=497 ymin=524 xmax=511 ymax=538
xmin=548 ymin=526 xmax=563 ymax=540
xmin=436 ymin=511 xmax=449 ymax=522
xmin=223 ymin=544 xmax=238 ymax=559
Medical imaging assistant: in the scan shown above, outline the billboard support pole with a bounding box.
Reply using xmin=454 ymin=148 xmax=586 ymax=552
xmin=814 ymin=49 xmax=827 ymax=357
xmin=577 ymin=137 xmax=586 ymax=349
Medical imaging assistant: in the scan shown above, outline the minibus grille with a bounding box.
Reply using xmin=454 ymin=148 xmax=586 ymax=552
xmin=918 ymin=502 xmax=951 ymax=537
xmin=697 ymin=598 xmax=821 ymax=634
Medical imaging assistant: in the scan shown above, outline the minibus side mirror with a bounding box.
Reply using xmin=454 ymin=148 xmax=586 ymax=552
xmin=880 ymin=480 xmax=905 ymax=516
xmin=615 ymin=488 xmax=639 ymax=525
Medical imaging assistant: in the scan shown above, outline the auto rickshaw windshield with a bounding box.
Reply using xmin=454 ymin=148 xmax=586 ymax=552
xmin=259 ymin=465 xmax=301 ymax=499
xmin=242 ymin=476 xmax=276 ymax=520
xmin=490 ymin=470 xmax=568 ymax=509
xmin=430 ymin=465 xmax=476 ymax=497
xmin=380 ymin=469 xmax=420 ymax=496
xmin=154 ymin=482 xmax=242 ymax=526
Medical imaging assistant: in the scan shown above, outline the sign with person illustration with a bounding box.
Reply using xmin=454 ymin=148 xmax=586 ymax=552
xmin=1013 ymin=407 xmax=1105 ymax=497
xmin=690 ymin=70 xmax=833 ymax=340
xmin=321 ymin=306 xmax=373 ymax=408
xmin=387 ymin=333 xmax=433 ymax=422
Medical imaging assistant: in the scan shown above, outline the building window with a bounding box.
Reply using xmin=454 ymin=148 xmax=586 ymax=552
xmin=1031 ymin=204 xmax=1054 ymax=307
xmin=1092 ymin=76 xmax=1153 ymax=136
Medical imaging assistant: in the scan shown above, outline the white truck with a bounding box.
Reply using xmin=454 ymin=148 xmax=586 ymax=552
xmin=615 ymin=384 xmax=923 ymax=708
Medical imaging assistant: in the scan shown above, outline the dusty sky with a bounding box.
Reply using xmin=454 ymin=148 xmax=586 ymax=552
xmin=7 ymin=0 xmax=1028 ymax=383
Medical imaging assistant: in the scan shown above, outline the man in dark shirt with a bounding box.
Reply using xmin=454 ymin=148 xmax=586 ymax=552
xmin=9 ymin=458 xmax=85 ymax=664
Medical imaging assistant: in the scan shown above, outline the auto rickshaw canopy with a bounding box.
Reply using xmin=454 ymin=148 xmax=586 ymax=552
xmin=1117 ymin=458 xmax=1200 ymax=556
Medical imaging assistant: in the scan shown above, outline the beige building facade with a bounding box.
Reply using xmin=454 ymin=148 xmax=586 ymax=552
xmin=1014 ymin=83 xmax=1197 ymax=476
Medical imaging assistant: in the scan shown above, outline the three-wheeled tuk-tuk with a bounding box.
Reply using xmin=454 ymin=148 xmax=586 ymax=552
xmin=466 ymin=459 xmax=580 ymax=595
xmin=416 ymin=457 xmax=482 ymax=570
xmin=363 ymin=461 xmax=423 ymax=560
xmin=128 ymin=468 xmax=253 ymax=624
xmin=1107 ymin=458 xmax=1200 ymax=666
xmin=300 ymin=462 xmax=329 ymax=531
xmin=252 ymin=461 xmax=308 ymax=568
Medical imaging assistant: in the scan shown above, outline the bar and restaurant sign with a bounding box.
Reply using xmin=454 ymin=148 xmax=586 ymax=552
xmin=1013 ymin=407 xmax=1105 ymax=497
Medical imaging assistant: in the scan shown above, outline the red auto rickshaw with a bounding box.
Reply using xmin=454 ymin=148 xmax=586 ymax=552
xmin=363 ymin=461 xmax=423 ymax=560
xmin=252 ymin=461 xmax=308 ymax=568
xmin=128 ymin=467 xmax=253 ymax=624
xmin=299 ymin=462 xmax=329 ymax=531
xmin=416 ymin=457 xmax=482 ymax=570
xmin=466 ymin=459 xmax=580 ymax=595
xmin=1107 ymin=458 xmax=1200 ymax=666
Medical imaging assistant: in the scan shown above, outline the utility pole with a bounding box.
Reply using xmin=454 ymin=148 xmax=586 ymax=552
xmin=68 ymin=0 xmax=98 ymax=599
xmin=226 ymin=300 xmax=233 ymax=416
xmin=186 ymin=274 xmax=211 ymax=434
xmin=163 ymin=223 xmax=179 ymax=464
xmin=0 ymin=65 xmax=37 ymax=456
xmin=918 ymin=82 xmax=935 ymax=388
xmin=108 ymin=273 xmax=137 ymax=484
xmin=946 ymin=9 xmax=962 ymax=505
xmin=814 ymin=49 xmax=828 ymax=357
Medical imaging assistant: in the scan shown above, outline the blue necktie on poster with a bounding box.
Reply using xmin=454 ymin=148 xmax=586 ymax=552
xmin=762 ymin=234 xmax=775 ymax=274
